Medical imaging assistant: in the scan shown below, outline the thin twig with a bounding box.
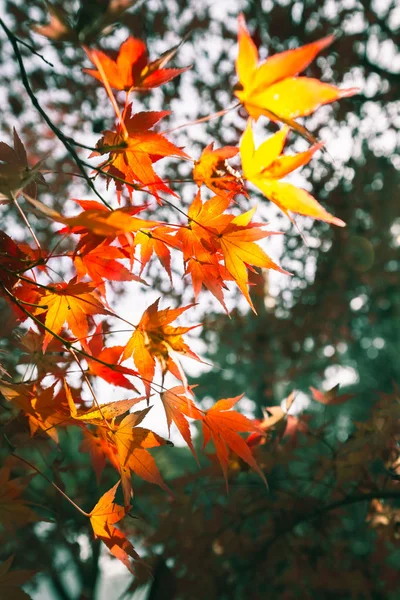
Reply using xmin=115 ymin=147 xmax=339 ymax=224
xmin=0 ymin=283 xmax=178 ymax=398
xmin=259 ymin=489 xmax=400 ymax=556
xmin=11 ymin=191 xmax=42 ymax=251
xmin=67 ymin=346 xmax=112 ymax=431
xmin=13 ymin=34 xmax=54 ymax=67
xmin=85 ymin=46 xmax=128 ymax=139
xmin=164 ymin=103 xmax=241 ymax=134
xmin=13 ymin=453 xmax=90 ymax=517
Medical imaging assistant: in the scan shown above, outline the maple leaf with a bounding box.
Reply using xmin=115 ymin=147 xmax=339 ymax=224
xmin=32 ymin=2 xmax=74 ymax=42
xmin=176 ymin=191 xmax=233 ymax=263
xmin=85 ymin=323 xmax=139 ymax=390
xmin=0 ymin=232 xmax=37 ymax=288
xmin=74 ymin=241 xmax=143 ymax=285
xmin=193 ymin=143 xmax=246 ymax=197
xmin=0 ymin=381 xmax=69 ymax=443
xmin=32 ymin=1 xmax=137 ymax=44
xmin=64 ymin=380 xmax=143 ymax=424
xmin=134 ymin=227 xmax=176 ymax=282
xmin=89 ymin=482 xmax=139 ymax=573
xmin=121 ymin=299 xmax=201 ymax=397
xmin=310 ymin=384 xmax=355 ymax=406
xmin=260 ymin=391 xmax=296 ymax=429
xmin=80 ymin=429 xmax=116 ymax=484
xmin=201 ymin=395 xmax=267 ymax=488
xmin=94 ymin=108 xmax=189 ymax=200
xmin=107 ymin=407 xmax=172 ymax=504
xmin=17 ymin=329 xmax=72 ymax=381
xmin=0 ymin=555 xmax=36 ymax=600
xmin=62 ymin=200 xmax=158 ymax=246
xmin=34 ymin=279 xmax=107 ymax=351
xmin=160 ymin=386 xmax=204 ymax=458
xmin=78 ymin=403 xmax=170 ymax=501
xmin=175 ymin=193 xmax=235 ymax=310
xmin=176 ymin=192 xmax=286 ymax=311
xmin=0 ymin=467 xmax=40 ymax=532
xmin=0 ymin=129 xmax=45 ymax=201
xmin=5 ymin=280 xmax=41 ymax=323
xmin=184 ymin=257 xmax=231 ymax=313
xmin=215 ymin=206 xmax=289 ymax=311
xmin=240 ymin=122 xmax=345 ymax=227
xmin=84 ymin=36 xmax=189 ymax=91
xmin=235 ymin=14 xmax=358 ymax=142
xmin=247 ymin=391 xmax=297 ymax=447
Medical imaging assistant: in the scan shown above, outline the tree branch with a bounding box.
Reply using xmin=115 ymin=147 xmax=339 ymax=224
xmin=258 ymin=489 xmax=400 ymax=557
xmin=0 ymin=17 xmax=112 ymax=209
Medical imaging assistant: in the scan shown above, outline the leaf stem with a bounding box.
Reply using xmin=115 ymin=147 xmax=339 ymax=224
xmin=67 ymin=346 xmax=112 ymax=431
xmin=85 ymin=47 xmax=129 ymax=139
xmin=164 ymin=103 xmax=241 ymax=134
xmin=11 ymin=191 xmax=42 ymax=251
xmin=12 ymin=453 xmax=90 ymax=517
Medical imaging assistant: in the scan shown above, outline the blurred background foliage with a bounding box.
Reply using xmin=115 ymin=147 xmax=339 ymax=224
xmin=0 ymin=0 xmax=399 ymax=598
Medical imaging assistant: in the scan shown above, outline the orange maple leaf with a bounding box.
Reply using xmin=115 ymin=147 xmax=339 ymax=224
xmin=80 ymin=428 xmax=118 ymax=484
xmin=74 ymin=241 xmax=143 ymax=285
xmin=134 ymin=227 xmax=177 ymax=282
xmin=235 ymin=14 xmax=358 ymax=141
xmin=18 ymin=329 xmax=72 ymax=380
xmin=59 ymin=200 xmax=160 ymax=268
xmin=59 ymin=200 xmax=159 ymax=241
xmin=176 ymin=192 xmax=286 ymax=311
xmin=175 ymin=192 xmax=234 ymax=310
xmin=84 ymin=36 xmax=190 ymax=91
xmin=215 ymin=206 xmax=289 ymax=311
xmin=84 ymin=323 xmax=139 ymax=390
xmin=0 ymin=381 xmax=69 ymax=443
xmin=193 ymin=143 xmax=246 ymax=197
xmin=121 ymin=299 xmax=201 ymax=397
xmin=160 ymin=386 xmax=204 ymax=459
xmin=106 ymin=407 xmax=172 ymax=504
xmin=89 ymin=482 xmax=139 ymax=573
xmin=176 ymin=191 xmax=233 ymax=263
xmin=184 ymin=257 xmax=231 ymax=313
xmin=64 ymin=380 xmax=142 ymax=424
xmin=201 ymin=395 xmax=267 ymax=488
xmin=80 ymin=405 xmax=170 ymax=503
xmin=34 ymin=279 xmax=107 ymax=351
xmin=240 ymin=122 xmax=345 ymax=227
xmin=247 ymin=393 xmax=308 ymax=448
xmin=94 ymin=108 xmax=189 ymax=200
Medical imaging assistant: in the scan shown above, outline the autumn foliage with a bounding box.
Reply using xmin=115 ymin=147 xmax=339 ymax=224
xmin=2 ymin=6 xmax=396 ymax=598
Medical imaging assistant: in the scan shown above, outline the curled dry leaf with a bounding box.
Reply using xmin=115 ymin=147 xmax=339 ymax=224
xmin=310 ymin=384 xmax=356 ymax=405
